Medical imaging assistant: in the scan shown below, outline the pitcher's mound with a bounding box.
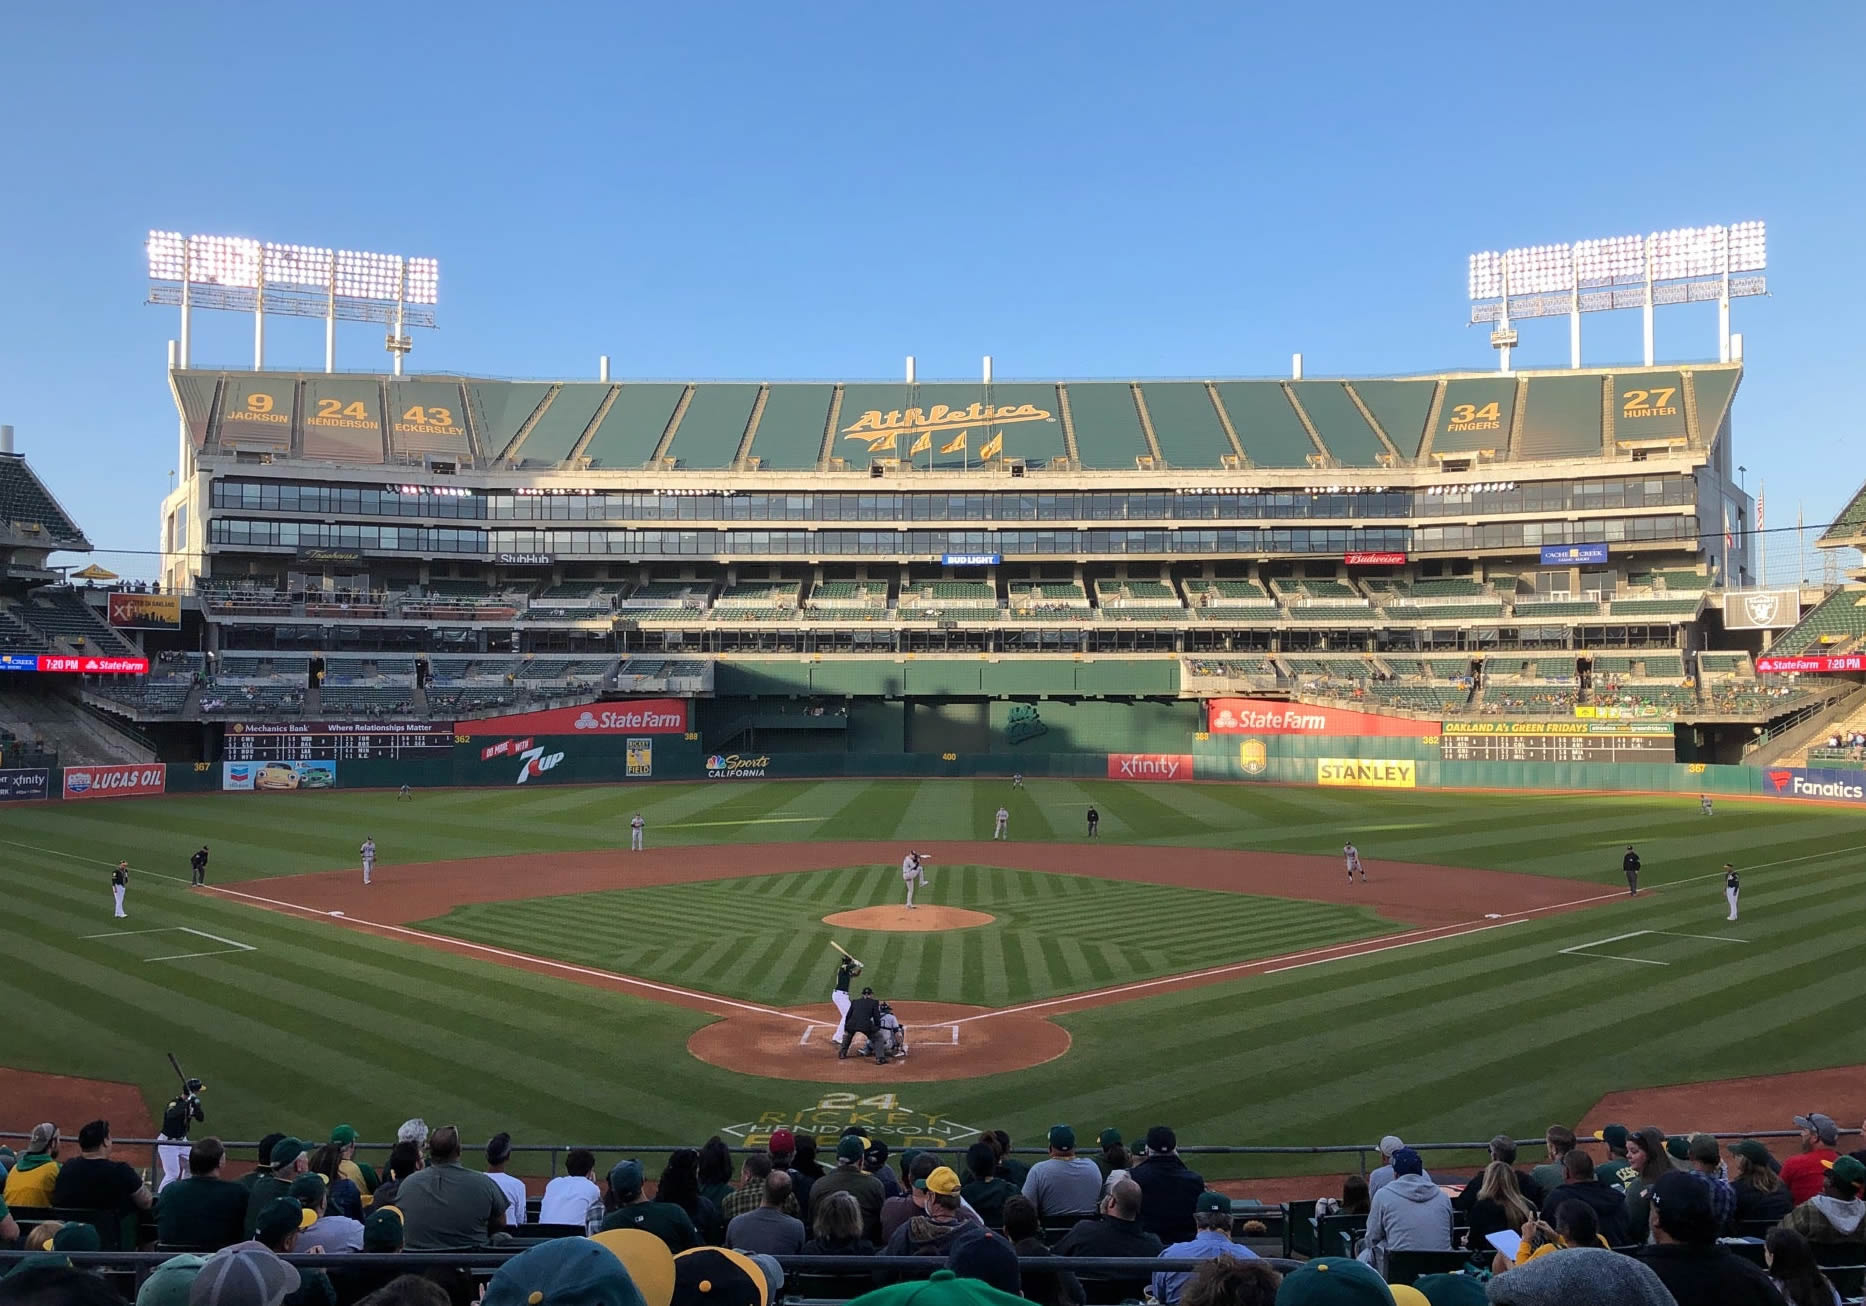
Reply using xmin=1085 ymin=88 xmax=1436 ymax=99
xmin=822 ymin=905 xmax=996 ymax=932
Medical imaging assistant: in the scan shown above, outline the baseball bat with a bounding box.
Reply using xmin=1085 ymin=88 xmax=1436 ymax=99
xmin=166 ymin=1052 xmax=190 ymax=1091
xmin=830 ymin=940 xmax=861 ymax=965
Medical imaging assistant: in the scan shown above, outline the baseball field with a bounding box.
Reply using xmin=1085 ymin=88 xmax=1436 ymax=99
xmin=2 ymin=777 xmax=1861 ymax=1175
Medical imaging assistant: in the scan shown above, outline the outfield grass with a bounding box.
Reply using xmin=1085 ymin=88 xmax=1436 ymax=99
xmin=416 ymin=866 xmax=1396 ymax=1007
xmin=0 ymin=780 xmax=1861 ymax=1177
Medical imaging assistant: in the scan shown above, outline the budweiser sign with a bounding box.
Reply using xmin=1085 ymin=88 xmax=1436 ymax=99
xmin=1344 ymin=551 xmax=1407 ymax=566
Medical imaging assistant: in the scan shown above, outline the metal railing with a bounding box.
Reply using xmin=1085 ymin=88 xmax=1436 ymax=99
xmin=6 ymin=1127 xmax=1855 ymax=1185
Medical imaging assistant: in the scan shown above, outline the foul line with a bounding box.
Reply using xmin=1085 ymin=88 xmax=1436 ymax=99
xmin=197 ymin=881 xmax=809 ymax=1024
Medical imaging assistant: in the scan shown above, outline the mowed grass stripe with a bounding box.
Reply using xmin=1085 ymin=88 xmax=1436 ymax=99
xmin=417 ymin=866 xmax=1400 ymax=1007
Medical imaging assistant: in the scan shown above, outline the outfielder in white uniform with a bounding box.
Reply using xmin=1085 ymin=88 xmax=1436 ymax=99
xmin=1344 ymin=843 xmax=1365 ymax=883
xmin=1724 ymin=863 xmax=1740 ymax=921
xmin=902 ymin=851 xmax=930 ymax=908
xmin=111 ymin=862 xmax=130 ymax=918
xmin=630 ymin=814 xmax=645 ymax=851
xmin=1701 ymin=794 xmax=1714 ymax=817
xmin=993 ymin=806 xmax=1009 ymax=840
xmin=360 ymin=838 xmax=375 ymax=885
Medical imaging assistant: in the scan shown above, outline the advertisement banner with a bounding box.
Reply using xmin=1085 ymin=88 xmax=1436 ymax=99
xmin=705 ymin=752 xmax=771 ymax=779
xmin=941 ymin=553 xmax=1001 ymax=566
xmin=296 ymin=547 xmax=366 ymax=564
xmin=0 ymin=768 xmax=50 ymax=802
xmin=1106 ymin=753 xmax=1194 ymax=781
xmin=479 ymin=737 xmax=534 ymax=762
xmin=626 ymin=738 xmax=654 ymax=777
xmin=106 ymin=593 xmax=182 ymax=629
xmin=228 ymin=721 xmax=448 ymax=737
xmin=0 ymin=653 xmax=149 ymax=674
xmin=1442 ymin=721 xmax=1672 ymax=737
xmin=1540 ymin=542 xmax=1609 ymax=566
xmin=1756 ymin=654 xmax=1865 ymax=675
xmin=63 ymin=764 xmax=167 ymax=800
xmin=1317 ymin=758 xmax=1417 ymax=788
xmin=1344 ymin=551 xmax=1407 ymax=566
xmin=1205 ymin=698 xmax=1441 ymax=738
xmin=496 ymin=553 xmax=554 ymax=566
xmin=1722 ymin=589 xmax=1801 ymax=631
xmin=224 ymin=760 xmax=335 ymax=791
xmin=1762 ymin=767 xmax=1866 ymax=803
xmin=452 ymin=699 xmax=688 ymax=737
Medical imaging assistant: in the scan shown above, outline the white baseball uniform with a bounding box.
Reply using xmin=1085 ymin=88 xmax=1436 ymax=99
xmin=994 ymin=807 xmax=1009 ymax=840
xmin=630 ymin=815 xmax=645 ymax=851
xmin=1725 ymin=868 xmax=1740 ymax=921
xmin=1344 ymin=844 xmax=1363 ymax=881
xmin=361 ymin=839 xmax=375 ymax=885
xmin=902 ymin=852 xmax=927 ymax=908
xmin=111 ymin=865 xmax=129 ymax=918
xmin=831 ymin=957 xmax=860 ymax=1041
xmin=1701 ymin=795 xmax=1714 ymax=816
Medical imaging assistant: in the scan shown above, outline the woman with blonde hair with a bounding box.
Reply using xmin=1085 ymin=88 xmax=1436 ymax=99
xmin=1731 ymin=1139 xmax=1792 ymax=1225
xmin=1465 ymin=1160 xmax=1537 ymax=1250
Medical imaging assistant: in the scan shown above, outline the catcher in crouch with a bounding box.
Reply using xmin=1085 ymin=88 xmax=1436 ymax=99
xmin=839 ymin=987 xmax=896 ymax=1064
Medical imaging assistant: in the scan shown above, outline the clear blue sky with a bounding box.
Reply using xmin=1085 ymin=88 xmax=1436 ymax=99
xmin=2 ymin=0 xmax=1858 ymax=582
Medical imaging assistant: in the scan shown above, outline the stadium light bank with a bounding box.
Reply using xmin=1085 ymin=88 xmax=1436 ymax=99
xmin=1467 ymin=221 xmax=1765 ymax=371
xmin=146 ymin=230 xmax=439 ymax=375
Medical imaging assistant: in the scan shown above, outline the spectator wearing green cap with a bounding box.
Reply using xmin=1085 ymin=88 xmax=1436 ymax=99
xmin=1778 ymin=1156 xmax=1866 ymax=1246
xmin=483 ymin=1236 xmax=645 ymax=1306
xmin=1094 ymin=1130 xmax=1130 ymax=1180
xmin=1021 ymin=1126 xmax=1102 ymax=1221
xmin=599 ymin=1159 xmax=698 ymax=1253
xmin=1592 ymin=1125 xmax=1639 ymax=1191
xmin=155 ymin=1138 xmax=247 ymax=1251
xmin=1148 ymin=1191 xmax=1256 ymax=1305
xmin=325 ymin=1126 xmax=375 ymax=1206
xmin=1730 ymin=1140 xmax=1792 ymax=1225
xmin=134 ymin=1252 xmax=208 ymax=1306
xmin=244 ymin=1138 xmax=309 ymax=1239
xmin=255 ymin=1198 xmax=340 ymax=1306
xmin=806 ymin=1136 xmax=886 ymax=1244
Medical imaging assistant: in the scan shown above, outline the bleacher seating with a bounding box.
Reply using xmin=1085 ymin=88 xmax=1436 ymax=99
xmin=1653 ymin=569 xmax=1711 ymax=591
xmin=19 ymin=590 xmax=139 ymax=655
xmin=1771 ymin=589 xmax=1866 ymax=656
xmin=0 ymin=604 xmax=50 ymax=650
xmin=1477 ymin=683 xmax=1575 ymax=715
xmin=216 ymin=655 xmax=310 ymax=680
xmin=426 ymin=686 xmax=519 ymax=715
xmin=0 ymin=454 xmax=87 ymax=544
xmin=1695 ymin=650 xmax=1754 ymax=677
xmin=1381 ymin=601 xmax=1506 ymax=621
xmin=1608 ymin=596 xmax=1703 ymax=618
xmin=1513 ymin=599 xmax=1601 ymax=618
xmin=319 ymin=685 xmax=417 ymax=715
xmin=198 ymin=684 xmax=304 ymax=715
xmin=712 ymin=604 xmax=801 ymax=622
xmin=1184 ymin=657 xmax=1276 ymax=678
xmin=1408 ymin=579 xmax=1485 ymax=597
xmin=1494 ymin=656 xmax=1577 ymax=681
xmin=1590 ymin=653 xmax=1686 ymax=678
xmin=718 ymin=581 xmax=801 ymax=605
xmin=1364 ymin=683 xmax=1471 ymax=714
xmin=1276 ymin=577 xmax=1362 ymax=601
xmin=899 ymin=580 xmax=999 ymax=619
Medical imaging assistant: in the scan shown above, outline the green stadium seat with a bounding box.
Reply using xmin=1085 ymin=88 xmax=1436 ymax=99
xmin=471 ymin=382 xmax=553 ymax=461
xmin=1137 ymin=382 xmax=1236 ymax=467
xmin=1516 ymin=375 xmax=1605 ymax=460
xmin=1290 ymin=382 xmax=1387 ymax=466
xmin=1213 ymin=383 xmax=1317 ymax=467
xmin=583 ymin=384 xmax=686 ymax=468
xmin=664 ymin=384 xmax=760 ymax=468
xmin=1431 ymin=378 xmax=1516 ymax=455
xmin=1350 ymin=380 xmax=1436 ymax=459
xmin=1065 ymin=382 xmax=1151 ymax=468
xmin=746 ymin=384 xmax=835 ymax=469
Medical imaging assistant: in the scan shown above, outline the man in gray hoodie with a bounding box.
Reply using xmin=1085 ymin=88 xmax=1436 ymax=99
xmin=1358 ymin=1146 xmax=1452 ymax=1276
xmin=1780 ymin=1154 xmax=1866 ymax=1247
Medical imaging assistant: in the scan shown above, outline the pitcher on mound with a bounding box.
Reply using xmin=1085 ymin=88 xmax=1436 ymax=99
xmin=902 ymin=850 xmax=931 ymax=909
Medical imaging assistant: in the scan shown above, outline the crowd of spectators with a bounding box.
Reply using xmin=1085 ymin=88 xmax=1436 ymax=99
xmin=1 ymin=1112 xmax=1862 ymax=1306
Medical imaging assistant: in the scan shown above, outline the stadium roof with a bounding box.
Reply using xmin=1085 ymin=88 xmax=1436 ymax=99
xmin=173 ymin=362 xmax=1741 ymax=474
xmin=0 ymin=453 xmax=92 ymax=553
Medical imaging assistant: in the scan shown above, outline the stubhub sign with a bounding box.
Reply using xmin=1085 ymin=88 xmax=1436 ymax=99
xmin=1764 ymin=767 xmax=1866 ymax=804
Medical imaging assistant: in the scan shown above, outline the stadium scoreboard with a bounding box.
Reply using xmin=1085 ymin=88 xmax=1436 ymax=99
xmin=224 ymin=721 xmax=454 ymax=761
xmin=1439 ymin=721 xmax=1676 ymax=763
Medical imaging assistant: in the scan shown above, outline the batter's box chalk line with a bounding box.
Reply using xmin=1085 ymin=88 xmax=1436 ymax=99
xmin=1558 ymin=928 xmax=1747 ymax=967
xmin=82 ymin=925 xmax=258 ymax=963
xmin=799 ymin=1022 xmax=959 ymax=1048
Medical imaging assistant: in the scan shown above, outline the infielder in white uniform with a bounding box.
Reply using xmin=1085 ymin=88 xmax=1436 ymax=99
xmin=902 ymin=851 xmax=930 ymax=908
xmin=993 ymin=806 xmax=1009 ymax=840
xmin=630 ymin=814 xmax=645 ymax=851
xmin=1724 ymin=863 xmax=1740 ymax=920
xmin=360 ymin=838 xmax=376 ymax=885
xmin=1344 ymin=842 xmax=1365 ymax=883
xmin=1701 ymin=794 xmax=1714 ymax=816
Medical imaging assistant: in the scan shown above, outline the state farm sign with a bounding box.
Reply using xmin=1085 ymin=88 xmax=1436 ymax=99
xmin=1107 ymin=753 xmax=1193 ymax=781
xmin=452 ymin=698 xmax=689 ymax=736
xmin=1204 ymin=697 xmax=1440 ymax=738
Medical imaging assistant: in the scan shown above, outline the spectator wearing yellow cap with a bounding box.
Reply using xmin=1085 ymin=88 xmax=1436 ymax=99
xmin=881 ymin=1167 xmax=970 ymax=1258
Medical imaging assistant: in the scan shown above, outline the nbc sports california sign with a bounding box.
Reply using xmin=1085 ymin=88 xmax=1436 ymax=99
xmin=452 ymin=699 xmax=688 ymax=736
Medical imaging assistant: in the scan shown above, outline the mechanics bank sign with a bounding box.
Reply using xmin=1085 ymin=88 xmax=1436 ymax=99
xmin=1764 ymin=767 xmax=1866 ymax=804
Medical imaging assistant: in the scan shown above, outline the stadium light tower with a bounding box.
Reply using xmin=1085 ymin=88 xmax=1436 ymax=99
xmin=1467 ymin=222 xmax=1765 ymax=371
xmin=146 ymin=231 xmax=439 ymax=374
